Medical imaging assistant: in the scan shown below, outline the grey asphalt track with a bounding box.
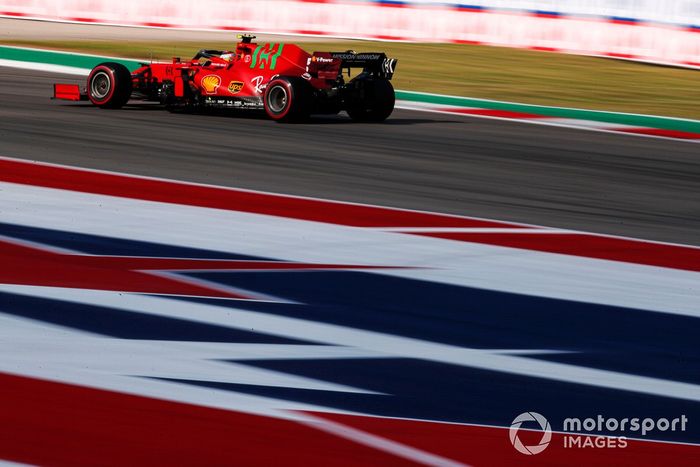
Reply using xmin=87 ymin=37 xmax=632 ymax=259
xmin=2 ymin=66 xmax=699 ymax=245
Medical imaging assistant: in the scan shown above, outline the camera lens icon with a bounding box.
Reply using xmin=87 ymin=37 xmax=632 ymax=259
xmin=509 ymin=412 xmax=552 ymax=455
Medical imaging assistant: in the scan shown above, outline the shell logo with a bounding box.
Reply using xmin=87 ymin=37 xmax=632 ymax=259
xmin=201 ymin=75 xmax=222 ymax=94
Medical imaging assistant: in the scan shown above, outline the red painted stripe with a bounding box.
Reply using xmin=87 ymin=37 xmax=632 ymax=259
xmin=534 ymin=13 xmax=561 ymax=19
xmin=142 ymin=22 xmax=176 ymax=28
xmin=611 ymin=18 xmax=639 ymax=25
xmin=3 ymin=372 xmax=696 ymax=467
xmin=0 ymin=238 xmax=398 ymax=300
xmin=2 ymin=158 xmax=699 ymax=271
xmin=0 ymin=239 xmax=248 ymax=299
xmin=0 ymin=373 xmax=413 ymax=466
xmin=606 ymin=52 xmax=637 ymax=59
xmin=375 ymin=35 xmax=407 ymax=41
xmin=0 ymin=158 xmax=521 ymax=229
xmin=616 ymin=127 xmax=700 ymax=140
xmin=313 ymin=412 xmax=700 ymax=467
xmin=0 ymin=11 xmax=27 ymax=17
xmin=530 ymin=46 xmax=560 ymax=52
xmin=452 ymin=108 xmax=550 ymax=119
xmin=296 ymin=30 xmax=326 ymax=36
xmin=376 ymin=2 xmax=407 ymax=8
xmin=67 ymin=17 xmax=99 ymax=23
xmin=437 ymin=109 xmax=700 ymax=142
xmin=413 ymin=232 xmax=700 ymax=273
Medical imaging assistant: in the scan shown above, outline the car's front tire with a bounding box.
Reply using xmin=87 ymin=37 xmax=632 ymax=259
xmin=87 ymin=62 xmax=132 ymax=109
xmin=264 ymin=77 xmax=311 ymax=122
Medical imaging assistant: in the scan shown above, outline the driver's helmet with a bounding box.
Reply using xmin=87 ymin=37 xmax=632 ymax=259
xmin=220 ymin=52 xmax=236 ymax=62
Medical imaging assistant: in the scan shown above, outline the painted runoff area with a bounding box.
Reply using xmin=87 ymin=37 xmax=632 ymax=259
xmin=0 ymin=156 xmax=699 ymax=465
xmin=2 ymin=44 xmax=700 ymax=141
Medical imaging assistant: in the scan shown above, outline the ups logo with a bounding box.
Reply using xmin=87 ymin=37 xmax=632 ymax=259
xmin=228 ymin=81 xmax=244 ymax=94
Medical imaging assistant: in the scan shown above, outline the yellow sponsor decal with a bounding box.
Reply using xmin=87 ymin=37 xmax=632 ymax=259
xmin=201 ymin=75 xmax=221 ymax=94
xmin=228 ymin=81 xmax=244 ymax=94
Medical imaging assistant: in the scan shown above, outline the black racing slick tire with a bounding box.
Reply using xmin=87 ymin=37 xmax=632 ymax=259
xmin=87 ymin=62 xmax=133 ymax=109
xmin=346 ymin=78 xmax=395 ymax=123
xmin=264 ymin=77 xmax=312 ymax=122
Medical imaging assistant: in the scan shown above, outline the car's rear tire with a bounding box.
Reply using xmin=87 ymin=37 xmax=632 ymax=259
xmin=264 ymin=77 xmax=311 ymax=122
xmin=87 ymin=62 xmax=132 ymax=109
xmin=346 ymin=78 xmax=395 ymax=122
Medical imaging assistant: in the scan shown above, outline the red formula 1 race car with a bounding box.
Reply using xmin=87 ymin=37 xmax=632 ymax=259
xmin=53 ymin=34 xmax=398 ymax=122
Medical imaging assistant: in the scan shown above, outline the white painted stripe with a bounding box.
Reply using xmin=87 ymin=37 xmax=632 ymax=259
xmin=0 ymin=312 xmax=351 ymax=421
xmin=0 ymin=44 xmax=140 ymax=61
xmin=0 ymin=314 xmax=380 ymax=394
xmin=396 ymin=101 xmax=645 ymax=131
xmin=396 ymin=90 xmax=700 ymax=126
xmin=395 ymin=100 xmax=475 ymax=111
xmin=2 ymin=181 xmax=698 ymax=319
xmin=514 ymin=117 xmax=700 ymax=143
xmin=301 ymin=413 xmax=469 ymax=467
xmin=0 ymin=58 xmax=88 ymax=75
xmin=374 ymin=227 xmax=562 ymax=233
xmin=9 ymin=154 xmax=700 ymax=250
xmin=3 ymin=285 xmax=700 ymax=404
xmin=395 ymin=103 xmax=700 ymax=143
xmin=0 ymin=460 xmax=32 ymax=467
xmin=538 ymin=118 xmax=642 ymax=130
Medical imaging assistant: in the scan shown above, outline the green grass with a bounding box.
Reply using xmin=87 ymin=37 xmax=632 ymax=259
xmin=4 ymin=39 xmax=700 ymax=119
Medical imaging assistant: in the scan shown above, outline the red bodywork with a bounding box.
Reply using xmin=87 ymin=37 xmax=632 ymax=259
xmin=134 ymin=42 xmax=338 ymax=105
xmin=53 ymin=83 xmax=85 ymax=101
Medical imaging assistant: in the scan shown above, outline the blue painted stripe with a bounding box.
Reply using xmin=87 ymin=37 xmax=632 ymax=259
xmin=0 ymin=292 xmax=313 ymax=343
xmin=610 ymin=16 xmax=639 ymax=23
xmin=456 ymin=4 xmax=485 ymax=11
xmin=183 ymin=270 xmax=700 ymax=385
xmin=163 ymin=359 xmax=700 ymax=442
xmin=0 ymin=222 xmax=262 ymax=260
xmin=534 ymin=10 xmax=560 ymax=17
xmin=374 ymin=0 xmax=406 ymax=6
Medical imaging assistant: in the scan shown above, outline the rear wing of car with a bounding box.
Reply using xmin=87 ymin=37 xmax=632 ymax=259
xmin=331 ymin=52 xmax=397 ymax=78
xmin=309 ymin=52 xmax=397 ymax=80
